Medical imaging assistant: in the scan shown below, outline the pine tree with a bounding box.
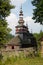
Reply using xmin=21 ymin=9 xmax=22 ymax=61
xmin=32 ymin=0 xmax=43 ymax=24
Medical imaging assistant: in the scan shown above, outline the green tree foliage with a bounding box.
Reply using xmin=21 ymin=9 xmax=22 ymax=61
xmin=5 ymin=34 xmax=14 ymax=43
xmin=32 ymin=0 xmax=43 ymax=24
xmin=0 ymin=19 xmax=11 ymax=44
xmin=33 ymin=31 xmax=43 ymax=51
xmin=34 ymin=31 xmax=43 ymax=41
xmin=0 ymin=0 xmax=14 ymax=19
xmin=0 ymin=0 xmax=15 ymax=44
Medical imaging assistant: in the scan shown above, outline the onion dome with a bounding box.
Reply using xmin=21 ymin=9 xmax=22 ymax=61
xmin=19 ymin=5 xmax=23 ymax=16
xmin=18 ymin=5 xmax=24 ymax=25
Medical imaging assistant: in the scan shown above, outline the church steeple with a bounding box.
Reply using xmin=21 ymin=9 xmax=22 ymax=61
xmin=15 ymin=6 xmax=29 ymax=39
xmin=18 ymin=5 xmax=24 ymax=25
xmin=19 ymin=5 xmax=23 ymax=16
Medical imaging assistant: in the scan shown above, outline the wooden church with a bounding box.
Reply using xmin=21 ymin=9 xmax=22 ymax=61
xmin=3 ymin=6 xmax=37 ymax=51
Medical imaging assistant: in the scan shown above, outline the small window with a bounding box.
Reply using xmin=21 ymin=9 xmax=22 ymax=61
xmin=12 ymin=46 xmax=14 ymax=49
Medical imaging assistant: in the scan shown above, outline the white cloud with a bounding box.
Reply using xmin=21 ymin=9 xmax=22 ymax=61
xmin=6 ymin=13 xmax=43 ymax=35
xmin=6 ymin=13 xmax=18 ymax=34
xmin=10 ymin=0 xmax=27 ymax=16
xmin=24 ymin=16 xmax=43 ymax=33
xmin=11 ymin=0 xmax=27 ymax=13
xmin=11 ymin=0 xmax=26 ymax=6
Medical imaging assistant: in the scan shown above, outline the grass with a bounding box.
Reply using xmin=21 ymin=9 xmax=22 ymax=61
xmin=0 ymin=51 xmax=43 ymax=65
xmin=0 ymin=55 xmax=43 ymax=65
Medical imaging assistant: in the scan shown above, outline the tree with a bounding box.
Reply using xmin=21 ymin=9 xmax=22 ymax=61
xmin=0 ymin=0 xmax=14 ymax=19
xmin=0 ymin=0 xmax=15 ymax=45
xmin=32 ymin=0 xmax=43 ymax=24
xmin=5 ymin=33 xmax=14 ymax=43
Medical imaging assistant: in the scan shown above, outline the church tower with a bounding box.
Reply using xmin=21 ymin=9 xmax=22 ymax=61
xmin=15 ymin=6 xmax=28 ymax=39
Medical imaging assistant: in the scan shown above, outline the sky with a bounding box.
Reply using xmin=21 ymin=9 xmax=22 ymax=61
xmin=6 ymin=0 xmax=43 ymax=35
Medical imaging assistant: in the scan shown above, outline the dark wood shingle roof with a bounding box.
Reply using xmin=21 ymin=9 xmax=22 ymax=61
xmin=7 ymin=36 xmax=21 ymax=46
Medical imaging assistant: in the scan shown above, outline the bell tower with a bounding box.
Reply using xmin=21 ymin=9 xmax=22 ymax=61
xmin=15 ymin=6 xmax=28 ymax=39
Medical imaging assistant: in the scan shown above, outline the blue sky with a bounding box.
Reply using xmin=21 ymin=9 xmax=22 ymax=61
xmin=11 ymin=0 xmax=33 ymax=17
xmin=6 ymin=0 xmax=43 ymax=35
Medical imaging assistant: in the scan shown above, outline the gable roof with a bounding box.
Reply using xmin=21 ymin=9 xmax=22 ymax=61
xmin=6 ymin=36 xmax=21 ymax=46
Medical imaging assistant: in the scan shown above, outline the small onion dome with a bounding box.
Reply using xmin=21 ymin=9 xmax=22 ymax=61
xmin=20 ymin=10 xmax=23 ymax=13
xmin=19 ymin=10 xmax=23 ymax=16
xmin=19 ymin=13 xmax=23 ymax=16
